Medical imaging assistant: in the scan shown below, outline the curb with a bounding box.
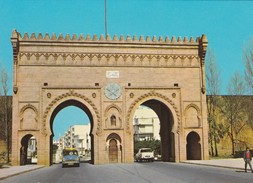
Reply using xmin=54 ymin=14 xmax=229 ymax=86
xmin=181 ymin=161 xmax=245 ymax=171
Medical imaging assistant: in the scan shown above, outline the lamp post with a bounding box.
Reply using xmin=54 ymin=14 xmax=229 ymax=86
xmin=104 ymin=0 xmax=108 ymax=36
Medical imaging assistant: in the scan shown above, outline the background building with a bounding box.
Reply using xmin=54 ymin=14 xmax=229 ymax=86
xmin=133 ymin=106 xmax=160 ymax=141
xmin=63 ymin=124 xmax=91 ymax=156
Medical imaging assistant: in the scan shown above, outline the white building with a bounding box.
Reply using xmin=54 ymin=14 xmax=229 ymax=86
xmin=63 ymin=124 xmax=91 ymax=156
xmin=53 ymin=139 xmax=63 ymax=163
xmin=27 ymin=136 xmax=37 ymax=163
xmin=133 ymin=106 xmax=160 ymax=141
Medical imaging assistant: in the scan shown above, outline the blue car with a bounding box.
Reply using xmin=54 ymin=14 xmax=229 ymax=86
xmin=62 ymin=148 xmax=80 ymax=168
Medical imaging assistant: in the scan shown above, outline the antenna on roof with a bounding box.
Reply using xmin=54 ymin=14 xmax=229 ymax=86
xmin=104 ymin=0 xmax=108 ymax=36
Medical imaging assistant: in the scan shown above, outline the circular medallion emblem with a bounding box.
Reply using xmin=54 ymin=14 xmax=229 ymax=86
xmin=104 ymin=83 xmax=122 ymax=100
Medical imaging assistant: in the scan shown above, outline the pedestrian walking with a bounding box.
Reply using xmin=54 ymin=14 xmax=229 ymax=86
xmin=243 ymin=147 xmax=253 ymax=173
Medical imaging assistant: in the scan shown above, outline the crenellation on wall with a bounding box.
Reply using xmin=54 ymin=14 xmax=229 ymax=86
xmin=13 ymin=30 xmax=204 ymax=45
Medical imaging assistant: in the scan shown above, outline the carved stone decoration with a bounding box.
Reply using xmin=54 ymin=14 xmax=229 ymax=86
xmin=201 ymin=87 xmax=206 ymax=94
xmin=13 ymin=86 xmax=18 ymax=94
xmin=19 ymin=51 xmax=200 ymax=68
xmin=127 ymin=91 xmax=181 ymax=135
xmin=172 ymin=93 xmax=176 ymax=98
xmin=104 ymin=104 xmax=122 ymax=129
xmin=20 ymin=104 xmax=38 ymax=130
xmin=92 ymin=93 xmax=96 ymax=98
xmin=47 ymin=93 xmax=51 ymax=98
xmin=130 ymin=92 xmax=134 ymax=98
xmin=184 ymin=104 xmax=201 ymax=128
xmin=42 ymin=91 xmax=101 ymax=136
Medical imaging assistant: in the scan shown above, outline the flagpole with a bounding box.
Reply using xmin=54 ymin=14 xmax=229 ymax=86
xmin=104 ymin=0 xmax=108 ymax=36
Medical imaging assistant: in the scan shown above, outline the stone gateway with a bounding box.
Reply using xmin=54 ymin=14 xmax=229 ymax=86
xmin=11 ymin=30 xmax=208 ymax=166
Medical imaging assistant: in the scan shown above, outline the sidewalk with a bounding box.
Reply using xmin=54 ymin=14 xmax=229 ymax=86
xmin=0 ymin=164 xmax=44 ymax=180
xmin=0 ymin=159 xmax=250 ymax=180
xmin=182 ymin=158 xmax=248 ymax=170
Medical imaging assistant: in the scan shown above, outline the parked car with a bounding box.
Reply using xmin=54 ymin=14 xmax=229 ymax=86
xmin=135 ymin=148 xmax=154 ymax=162
xmin=62 ymin=148 xmax=80 ymax=168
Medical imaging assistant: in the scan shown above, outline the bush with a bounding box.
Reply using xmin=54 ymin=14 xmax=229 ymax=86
xmin=134 ymin=139 xmax=160 ymax=155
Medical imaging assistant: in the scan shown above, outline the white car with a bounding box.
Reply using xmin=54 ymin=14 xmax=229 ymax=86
xmin=135 ymin=148 xmax=154 ymax=162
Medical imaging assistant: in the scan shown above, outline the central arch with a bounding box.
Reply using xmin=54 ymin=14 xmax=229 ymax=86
xmin=128 ymin=92 xmax=179 ymax=162
xmin=142 ymin=99 xmax=175 ymax=161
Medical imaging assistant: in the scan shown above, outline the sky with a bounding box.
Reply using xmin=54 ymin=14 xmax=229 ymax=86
xmin=0 ymin=0 xmax=253 ymax=139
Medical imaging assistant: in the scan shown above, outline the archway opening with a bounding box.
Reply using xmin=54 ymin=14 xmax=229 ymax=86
xmin=106 ymin=133 xmax=122 ymax=163
xmin=133 ymin=99 xmax=175 ymax=162
xmin=50 ymin=99 xmax=93 ymax=164
xmin=186 ymin=131 xmax=201 ymax=160
xmin=109 ymin=139 xmax=118 ymax=163
xmin=20 ymin=134 xmax=37 ymax=165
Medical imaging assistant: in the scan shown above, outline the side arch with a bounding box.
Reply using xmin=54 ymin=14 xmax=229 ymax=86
xmin=20 ymin=134 xmax=37 ymax=165
xmin=186 ymin=131 xmax=201 ymax=160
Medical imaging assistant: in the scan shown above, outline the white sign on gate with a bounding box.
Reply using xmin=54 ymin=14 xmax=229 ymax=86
xmin=106 ymin=71 xmax=119 ymax=78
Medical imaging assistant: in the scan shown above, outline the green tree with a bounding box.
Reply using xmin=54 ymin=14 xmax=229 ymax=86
xmin=222 ymin=72 xmax=247 ymax=155
xmin=243 ymin=37 xmax=253 ymax=131
xmin=134 ymin=139 xmax=160 ymax=155
xmin=53 ymin=144 xmax=58 ymax=154
xmin=206 ymin=48 xmax=224 ymax=156
xmin=0 ymin=67 xmax=11 ymax=163
xmin=244 ymin=38 xmax=253 ymax=92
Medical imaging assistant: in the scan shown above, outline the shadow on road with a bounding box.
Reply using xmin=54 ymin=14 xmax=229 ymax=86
xmin=235 ymin=170 xmax=247 ymax=173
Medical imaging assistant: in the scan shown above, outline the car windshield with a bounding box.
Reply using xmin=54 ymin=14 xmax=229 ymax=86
xmin=63 ymin=150 xmax=78 ymax=156
xmin=141 ymin=149 xmax=152 ymax=153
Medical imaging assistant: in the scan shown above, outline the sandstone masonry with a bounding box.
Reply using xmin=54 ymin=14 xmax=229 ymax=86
xmin=11 ymin=30 xmax=208 ymax=166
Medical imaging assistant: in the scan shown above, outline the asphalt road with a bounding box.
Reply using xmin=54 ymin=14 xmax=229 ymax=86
xmin=1 ymin=162 xmax=252 ymax=183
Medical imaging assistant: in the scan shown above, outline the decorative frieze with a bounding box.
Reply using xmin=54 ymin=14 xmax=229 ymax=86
xmin=11 ymin=30 xmax=208 ymax=68
xmin=19 ymin=52 xmax=200 ymax=67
